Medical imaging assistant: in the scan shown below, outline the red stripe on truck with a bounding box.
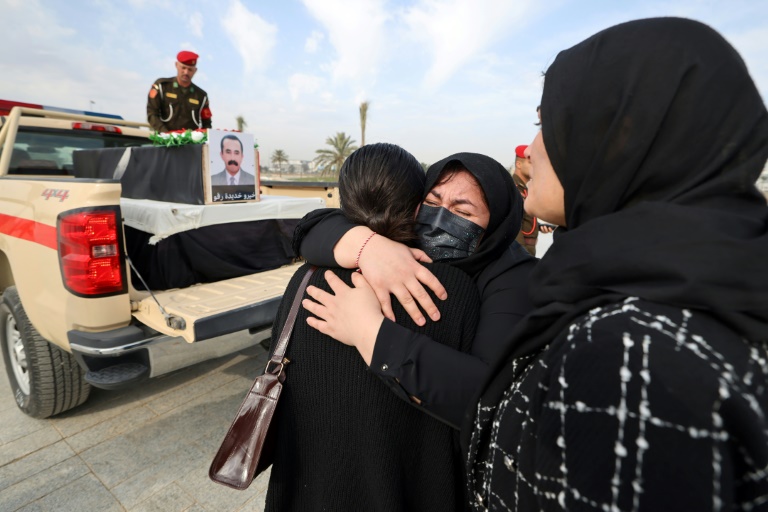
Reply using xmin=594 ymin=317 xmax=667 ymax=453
xmin=0 ymin=214 xmax=58 ymax=250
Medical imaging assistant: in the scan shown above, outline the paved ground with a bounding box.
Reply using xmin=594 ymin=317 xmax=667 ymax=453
xmin=0 ymin=331 xmax=273 ymax=512
xmin=0 ymin=234 xmax=554 ymax=512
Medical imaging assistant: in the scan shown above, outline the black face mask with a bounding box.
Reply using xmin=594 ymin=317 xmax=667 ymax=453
xmin=415 ymin=205 xmax=485 ymax=262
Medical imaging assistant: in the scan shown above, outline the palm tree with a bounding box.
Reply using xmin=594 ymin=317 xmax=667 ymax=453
xmin=314 ymin=132 xmax=357 ymax=178
xmin=235 ymin=115 xmax=247 ymax=132
xmin=359 ymin=101 xmax=369 ymax=146
xmin=271 ymin=149 xmax=288 ymax=177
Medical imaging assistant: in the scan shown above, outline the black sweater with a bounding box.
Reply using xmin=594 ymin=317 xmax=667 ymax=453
xmin=266 ymin=263 xmax=480 ymax=512
xmin=296 ymin=211 xmax=537 ymax=428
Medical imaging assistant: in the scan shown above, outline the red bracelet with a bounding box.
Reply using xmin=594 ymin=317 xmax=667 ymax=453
xmin=355 ymin=232 xmax=376 ymax=269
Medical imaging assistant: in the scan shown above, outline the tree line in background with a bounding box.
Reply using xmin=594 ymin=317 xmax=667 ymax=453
xmin=247 ymin=101 xmax=431 ymax=179
xmin=267 ymin=131 xmax=356 ymax=178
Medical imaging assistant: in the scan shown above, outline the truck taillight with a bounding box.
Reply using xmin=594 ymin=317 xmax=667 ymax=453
xmin=58 ymin=208 xmax=126 ymax=296
xmin=71 ymin=122 xmax=122 ymax=134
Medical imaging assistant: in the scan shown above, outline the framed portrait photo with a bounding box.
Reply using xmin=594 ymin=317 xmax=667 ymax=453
xmin=204 ymin=129 xmax=260 ymax=204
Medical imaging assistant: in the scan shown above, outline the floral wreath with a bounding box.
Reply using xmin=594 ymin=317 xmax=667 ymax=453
xmin=149 ymin=128 xmax=258 ymax=148
xmin=149 ymin=128 xmax=207 ymax=146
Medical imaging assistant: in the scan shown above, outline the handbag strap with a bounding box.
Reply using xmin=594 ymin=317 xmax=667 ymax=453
xmin=268 ymin=265 xmax=317 ymax=368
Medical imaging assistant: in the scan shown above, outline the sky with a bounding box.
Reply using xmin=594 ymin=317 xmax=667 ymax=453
xmin=1 ymin=0 xmax=767 ymax=168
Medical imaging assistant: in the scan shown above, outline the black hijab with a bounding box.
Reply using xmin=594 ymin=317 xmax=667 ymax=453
xmin=464 ymin=17 xmax=768 ymax=442
xmin=424 ymin=152 xmax=527 ymax=279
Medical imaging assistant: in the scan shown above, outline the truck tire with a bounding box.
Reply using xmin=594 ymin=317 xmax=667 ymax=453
xmin=0 ymin=286 xmax=90 ymax=418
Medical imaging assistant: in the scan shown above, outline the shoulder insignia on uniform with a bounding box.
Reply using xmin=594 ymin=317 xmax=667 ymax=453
xmin=166 ymin=92 xmax=178 ymax=99
xmin=149 ymin=88 xmax=158 ymax=99
xmin=201 ymin=107 xmax=212 ymax=120
xmin=189 ymin=98 xmax=200 ymax=105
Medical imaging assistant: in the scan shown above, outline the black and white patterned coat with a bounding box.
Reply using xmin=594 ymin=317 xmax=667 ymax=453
xmin=467 ymin=298 xmax=768 ymax=511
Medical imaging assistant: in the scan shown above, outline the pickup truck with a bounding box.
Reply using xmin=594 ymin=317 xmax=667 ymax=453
xmin=0 ymin=104 xmax=315 ymax=418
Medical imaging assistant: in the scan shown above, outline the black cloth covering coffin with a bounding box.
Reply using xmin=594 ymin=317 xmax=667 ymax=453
xmin=125 ymin=219 xmax=298 ymax=290
xmin=74 ymin=145 xmax=206 ymax=204
xmin=74 ymin=145 xmax=299 ymax=290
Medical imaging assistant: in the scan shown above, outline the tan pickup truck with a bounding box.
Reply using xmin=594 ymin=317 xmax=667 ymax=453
xmin=0 ymin=104 xmax=316 ymax=418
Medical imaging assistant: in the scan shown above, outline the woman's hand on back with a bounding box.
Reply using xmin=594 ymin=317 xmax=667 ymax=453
xmin=304 ymin=270 xmax=384 ymax=365
xmin=357 ymin=233 xmax=447 ymax=326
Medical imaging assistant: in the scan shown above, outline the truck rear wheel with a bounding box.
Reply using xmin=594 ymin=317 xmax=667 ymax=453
xmin=0 ymin=286 xmax=90 ymax=418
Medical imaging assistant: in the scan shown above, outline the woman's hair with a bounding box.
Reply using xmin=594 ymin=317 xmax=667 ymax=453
xmin=338 ymin=143 xmax=425 ymax=243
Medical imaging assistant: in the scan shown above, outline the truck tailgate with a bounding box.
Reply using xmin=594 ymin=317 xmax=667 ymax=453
xmin=131 ymin=262 xmax=302 ymax=342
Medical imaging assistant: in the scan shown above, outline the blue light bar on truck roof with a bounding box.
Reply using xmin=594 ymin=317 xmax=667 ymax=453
xmin=0 ymin=99 xmax=124 ymax=119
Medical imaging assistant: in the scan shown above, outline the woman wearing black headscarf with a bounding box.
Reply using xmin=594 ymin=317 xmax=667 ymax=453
xmin=266 ymin=143 xmax=478 ymax=511
xmin=465 ymin=17 xmax=768 ymax=511
xmin=299 ymin=153 xmax=536 ymax=428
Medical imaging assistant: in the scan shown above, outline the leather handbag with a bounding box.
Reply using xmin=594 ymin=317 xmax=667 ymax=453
xmin=209 ymin=265 xmax=316 ymax=490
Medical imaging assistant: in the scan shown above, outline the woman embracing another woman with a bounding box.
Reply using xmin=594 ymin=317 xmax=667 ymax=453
xmin=465 ymin=17 xmax=768 ymax=512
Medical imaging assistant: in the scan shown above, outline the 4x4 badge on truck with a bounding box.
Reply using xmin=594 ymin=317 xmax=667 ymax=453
xmin=41 ymin=189 xmax=70 ymax=202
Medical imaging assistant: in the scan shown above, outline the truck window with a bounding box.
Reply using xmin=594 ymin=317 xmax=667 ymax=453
xmin=9 ymin=128 xmax=150 ymax=175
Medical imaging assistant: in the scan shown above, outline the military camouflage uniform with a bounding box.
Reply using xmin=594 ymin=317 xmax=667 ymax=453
xmin=146 ymin=78 xmax=212 ymax=133
xmin=512 ymin=172 xmax=538 ymax=256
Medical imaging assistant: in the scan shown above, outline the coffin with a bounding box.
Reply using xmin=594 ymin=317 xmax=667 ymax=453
xmin=120 ymin=196 xmax=325 ymax=290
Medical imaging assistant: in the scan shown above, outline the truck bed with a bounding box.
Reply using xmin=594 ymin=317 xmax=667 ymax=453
xmin=131 ymin=262 xmax=302 ymax=343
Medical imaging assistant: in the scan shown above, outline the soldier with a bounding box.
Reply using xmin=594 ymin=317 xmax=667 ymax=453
xmin=146 ymin=50 xmax=212 ymax=133
xmin=512 ymin=144 xmax=539 ymax=256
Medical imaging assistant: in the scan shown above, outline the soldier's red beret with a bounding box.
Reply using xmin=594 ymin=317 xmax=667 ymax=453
xmin=515 ymin=145 xmax=528 ymax=158
xmin=177 ymin=51 xmax=199 ymax=66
